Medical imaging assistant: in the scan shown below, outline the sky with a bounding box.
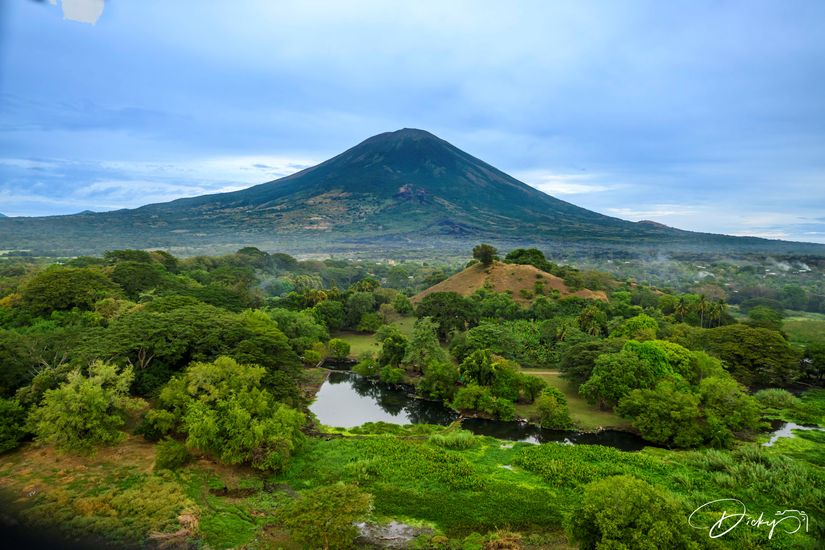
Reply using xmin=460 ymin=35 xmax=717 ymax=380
xmin=1 ymin=0 xmax=824 ymax=243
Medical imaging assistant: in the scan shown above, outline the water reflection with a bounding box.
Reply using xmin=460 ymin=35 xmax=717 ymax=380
xmin=310 ymin=371 xmax=648 ymax=450
xmin=310 ymin=371 xmax=458 ymax=428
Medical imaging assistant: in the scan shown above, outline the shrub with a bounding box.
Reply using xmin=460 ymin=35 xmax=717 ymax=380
xmin=357 ymin=312 xmax=383 ymax=333
xmin=419 ymin=360 xmax=460 ymax=401
xmin=530 ymin=388 xmax=572 ymax=429
xmin=135 ymin=409 xmax=176 ymax=442
xmin=0 ymin=397 xmax=27 ymax=453
xmin=27 ymin=361 xmax=140 ymax=452
xmin=379 ymin=366 xmax=405 ymax=384
xmin=157 ymin=357 xmax=306 ymax=471
xmin=566 ymin=475 xmax=701 ymax=549
xmin=353 ymin=354 xmax=379 ymax=377
xmin=754 ymin=388 xmax=800 ymax=410
xmin=494 ymin=398 xmax=516 ymax=421
xmin=277 ymin=484 xmax=373 ymax=549
xmin=154 ymin=438 xmax=190 ymax=471
xmin=327 ymin=338 xmax=351 ymax=360
xmin=429 ymin=430 xmax=476 ymax=450
xmin=303 ymin=349 xmax=322 ymax=366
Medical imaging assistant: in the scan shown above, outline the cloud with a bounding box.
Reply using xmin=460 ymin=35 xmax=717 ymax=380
xmin=2 ymin=0 xmax=824 ymax=245
xmin=515 ymin=170 xmax=625 ymax=195
xmin=605 ymin=205 xmax=700 ymax=219
xmin=0 ymin=155 xmax=316 ymax=216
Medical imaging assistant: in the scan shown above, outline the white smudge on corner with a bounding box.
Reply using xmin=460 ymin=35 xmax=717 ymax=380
xmin=49 ymin=0 xmax=105 ymax=26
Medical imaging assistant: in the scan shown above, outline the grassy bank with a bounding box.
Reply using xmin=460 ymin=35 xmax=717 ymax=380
xmin=1 ymin=426 xmax=822 ymax=549
xmin=517 ymin=370 xmax=632 ymax=431
xmin=333 ymin=316 xmax=417 ymax=357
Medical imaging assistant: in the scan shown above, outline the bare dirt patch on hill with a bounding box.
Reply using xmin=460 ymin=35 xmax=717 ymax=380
xmin=413 ymin=261 xmax=607 ymax=304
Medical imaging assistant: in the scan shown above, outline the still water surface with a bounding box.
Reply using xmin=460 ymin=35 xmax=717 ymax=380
xmin=310 ymin=371 xmax=649 ymax=451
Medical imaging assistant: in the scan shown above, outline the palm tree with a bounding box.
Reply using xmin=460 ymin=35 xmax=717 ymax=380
xmin=675 ymin=297 xmax=688 ymax=323
xmin=698 ymin=295 xmax=708 ymax=328
xmin=710 ymin=299 xmax=725 ymax=327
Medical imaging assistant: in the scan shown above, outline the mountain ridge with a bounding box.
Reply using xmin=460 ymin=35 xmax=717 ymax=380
xmin=0 ymin=128 xmax=822 ymax=257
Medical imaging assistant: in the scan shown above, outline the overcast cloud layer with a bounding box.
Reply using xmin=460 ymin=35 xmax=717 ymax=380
xmin=1 ymin=0 xmax=824 ymax=243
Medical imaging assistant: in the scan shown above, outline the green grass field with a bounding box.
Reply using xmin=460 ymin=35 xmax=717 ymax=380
xmin=332 ymin=315 xmax=416 ymax=357
xmin=517 ymin=370 xmax=632 ymax=431
xmin=783 ymin=312 xmax=825 ymax=347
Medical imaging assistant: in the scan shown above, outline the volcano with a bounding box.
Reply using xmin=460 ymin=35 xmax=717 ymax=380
xmin=1 ymin=129 xmax=822 ymax=257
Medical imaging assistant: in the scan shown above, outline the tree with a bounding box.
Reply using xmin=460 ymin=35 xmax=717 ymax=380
xmin=327 ymin=338 xmax=351 ymax=361
xmin=267 ymin=307 xmax=330 ymax=354
xmin=617 ymin=374 xmax=761 ymax=448
xmin=802 ymin=343 xmax=825 ymax=383
xmin=489 ymin=358 xmax=524 ymax=402
xmin=675 ymin=296 xmax=688 ymax=322
xmin=356 ymin=312 xmax=383 ymax=333
xmin=419 ymin=360 xmax=460 ymax=401
xmin=460 ymin=349 xmax=496 ymax=386
xmin=697 ymin=295 xmax=708 ymax=328
xmin=278 ymin=484 xmax=373 ymax=550
xmin=110 ymin=261 xmax=170 ymax=299
xmin=700 ymin=324 xmax=801 ymax=386
xmin=157 ymin=357 xmax=305 ymax=471
xmin=472 ymin=244 xmax=498 ymax=267
xmin=577 ymin=305 xmax=608 ymax=337
xmin=558 ymin=339 xmax=626 ymax=387
xmin=470 ymin=289 xmax=521 ymax=321
xmin=351 ymin=277 xmax=380 ymax=293
xmin=312 ymin=299 xmax=345 ymax=331
xmin=579 ymin=341 xmax=674 ymax=409
xmin=27 ymin=361 xmax=140 ymax=452
xmin=530 ymin=387 xmax=572 ymax=429
xmin=617 ymin=379 xmax=705 ymax=448
xmin=611 ymin=313 xmax=658 ymax=340
xmin=781 ymin=284 xmax=807 ymax=310
xmin=0 ymin=397 xmax=27 ymax=453
xmin=416 ymin=291 xmax=477 ymax=339
xmin=745 ymin=305 xmax=784 ymax=332
xmin=403 ymin=317 xmax=448 ymax=371
xmin=697 ymin=376 xmax=761 ymax=447
xmin=504 ymin=248 xmax=555 ymax=273
xmin=377 ymin=332 xmax=408 ymax=368
xmin=0 ymin=329 xmax=32 ymax=397
xmin=567 ymin=475 xmax=701 ymax=550
xmin=521 ymin=375 xmax=547 ymax=403
xmin=20 ymin=266 xmax=120 ymax=316
xmin=345 ymin=292 xmax=376 ymax=329
xmin=452 ymin=384 xmax=498 ymax=416
xmin=392 ymin=293 xmax=413 ymax=315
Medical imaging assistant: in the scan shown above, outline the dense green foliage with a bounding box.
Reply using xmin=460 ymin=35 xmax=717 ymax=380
xmin=27 ymin=361 xmax=140 ymax=452
xmin=0 ymin=397 xmax=27 ymax=453
xmin=566 ymin=475 xmax=703 ymax=549
xmin=472 ymin=243 xmax=498 ymax=267
xmin=154 ymin=438 xmax=191 ymax=471
xmin=1 ymin=246 xmax=824 ymax=549
xmin=530 ymin=387 xmax=573 ymax=429
xmin=151 ymin=357 xmax=306 ymax=471
xmin=277 ymin=484 xmax=373 ymax=549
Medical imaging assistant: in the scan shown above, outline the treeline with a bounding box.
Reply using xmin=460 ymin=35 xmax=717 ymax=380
xmin=0 ymin=248 xmax=432 ymax=467
xmin=0 ymin=245 xmax=822 ymax=467
xmin=354 ymin=247 xmax=821 ymax=448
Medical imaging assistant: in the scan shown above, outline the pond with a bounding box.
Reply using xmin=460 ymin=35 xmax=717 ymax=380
xmin=309 ymin=371 xmax=649 ymax=451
